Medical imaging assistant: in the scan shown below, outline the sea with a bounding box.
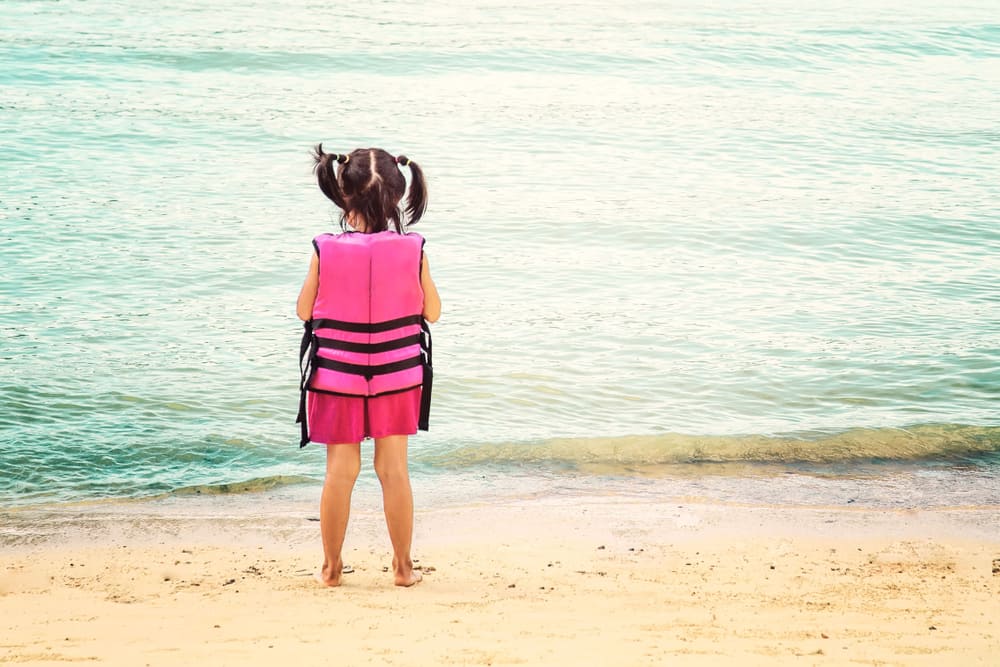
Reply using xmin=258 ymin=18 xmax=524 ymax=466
xmin=1 ymin=0 xmax=998 ymax=513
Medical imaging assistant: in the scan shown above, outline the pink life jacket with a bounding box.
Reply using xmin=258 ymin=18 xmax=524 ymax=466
xmin=296 ymin=231 xmax=433 ymax=446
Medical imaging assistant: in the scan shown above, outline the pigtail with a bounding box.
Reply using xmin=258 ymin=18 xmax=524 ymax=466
xmin=396 ymin=155 xmax=427 ymax=226
xmin=311 ymin=143 xmax=348 ymax=210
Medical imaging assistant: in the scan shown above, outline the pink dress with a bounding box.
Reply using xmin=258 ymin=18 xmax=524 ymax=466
xmin=307 ymin=387 xmax=422 ymax=444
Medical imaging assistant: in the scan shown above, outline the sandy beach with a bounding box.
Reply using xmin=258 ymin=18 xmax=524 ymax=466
xmin=2 ymin=492 xmax=998 ymax=666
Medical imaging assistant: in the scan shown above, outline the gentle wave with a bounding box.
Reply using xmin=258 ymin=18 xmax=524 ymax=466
xmin=167 ymin=475 xmax=315 ymax=496
xmin=425 ymin=424 xmax=1000 ymax=469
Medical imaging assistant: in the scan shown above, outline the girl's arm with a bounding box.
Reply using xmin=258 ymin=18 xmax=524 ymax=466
xmin=296 ymin=252 xmax=319 ymax=321
xmin=421 ymin=252 xmax=441 ymax=323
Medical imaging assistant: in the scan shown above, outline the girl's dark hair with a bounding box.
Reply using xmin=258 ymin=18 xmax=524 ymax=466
xmin=311 ymin=144 xmax=427 ymax=233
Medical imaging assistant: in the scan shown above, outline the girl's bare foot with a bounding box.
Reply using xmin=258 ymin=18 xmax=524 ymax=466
xmin=392 ymin=557 xmax=422 ymax=587
xmin=314 ymin=560 xmax=343 ymax=587
xmin=395 ymin=569 xmax=422 ymax=587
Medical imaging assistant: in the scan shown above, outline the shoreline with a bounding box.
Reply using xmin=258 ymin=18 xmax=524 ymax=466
xmin=6 ymin=424 xmax=999 ymax=514
xmin=3 ymin=469 xmax=1000 ymax=550
xmin=4 ymin=485 xmax=1000 ymax=551
xmin=5 ymin=455 xmax=1000 ymax=521
xmin=2 ymin=492 xmax=999 ymax=665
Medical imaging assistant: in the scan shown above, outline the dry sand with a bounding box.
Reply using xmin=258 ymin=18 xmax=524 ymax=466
xmin=1 ymin=495 xmax=998 ymax=666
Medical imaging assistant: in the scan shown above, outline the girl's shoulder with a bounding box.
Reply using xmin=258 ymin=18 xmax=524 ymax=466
xmin=311 ymin=231 xmax=348 ymax=245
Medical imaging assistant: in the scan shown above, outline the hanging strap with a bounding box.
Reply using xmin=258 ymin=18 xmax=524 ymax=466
xmin=418 ymin=319 xmax=433 ymax=431
xmin=296 ymin=319 xmax=314 ymax=447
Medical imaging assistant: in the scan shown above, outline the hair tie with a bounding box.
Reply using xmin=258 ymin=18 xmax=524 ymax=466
xmin=333 ymin=153 xmax=350 ymax=164
xmin=396 ymin=155 xmax=411 ymax=167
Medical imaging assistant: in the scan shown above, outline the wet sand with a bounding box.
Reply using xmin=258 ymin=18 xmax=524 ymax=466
xmin=2 ymin=494 xmax=999 ymax=665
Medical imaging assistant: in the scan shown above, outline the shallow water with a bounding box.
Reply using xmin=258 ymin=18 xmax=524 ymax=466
xmin=1 ymin=0 xmax=998 ymax=507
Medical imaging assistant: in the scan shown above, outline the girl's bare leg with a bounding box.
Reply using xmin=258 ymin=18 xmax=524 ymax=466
xmin=373 ymin=435 xmax=422 ymax=587
xmin=317 ymin=442 xmax=361 ymax=587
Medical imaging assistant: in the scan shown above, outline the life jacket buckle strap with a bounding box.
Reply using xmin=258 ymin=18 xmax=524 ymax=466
xmin=296 ymin=319 xmax=314 ymax=447
xmin=418 ymin=319 xmax=433 ymax=431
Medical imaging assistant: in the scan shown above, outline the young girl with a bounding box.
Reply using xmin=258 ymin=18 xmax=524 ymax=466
xmin=296 ymin=145 xmax=441 ymax=588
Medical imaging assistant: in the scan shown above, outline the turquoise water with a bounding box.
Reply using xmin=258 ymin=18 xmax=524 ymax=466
xmin=1 ymin=0 xmax=998 ymax=508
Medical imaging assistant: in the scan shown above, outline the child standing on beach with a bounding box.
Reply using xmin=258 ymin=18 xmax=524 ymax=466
xmin=296 ymin=145 xmax=441 ymax=588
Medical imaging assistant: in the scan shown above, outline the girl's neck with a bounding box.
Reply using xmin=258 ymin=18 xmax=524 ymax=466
xmin=347 ymin=213 xmax=370 ymax=233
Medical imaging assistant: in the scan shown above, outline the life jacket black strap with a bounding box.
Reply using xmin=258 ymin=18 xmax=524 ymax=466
xmin=315 ymin=333 xmax=422 ymax=354
xmin=418 ymin=319 xmax=432 ymax=431
xmin=312 ymin=353 xmax=423 ymax=379
xmin=296 ymin=320 xmax=314 ymax=448
xmin=312 ymin=314 xmax=422 ymax=334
